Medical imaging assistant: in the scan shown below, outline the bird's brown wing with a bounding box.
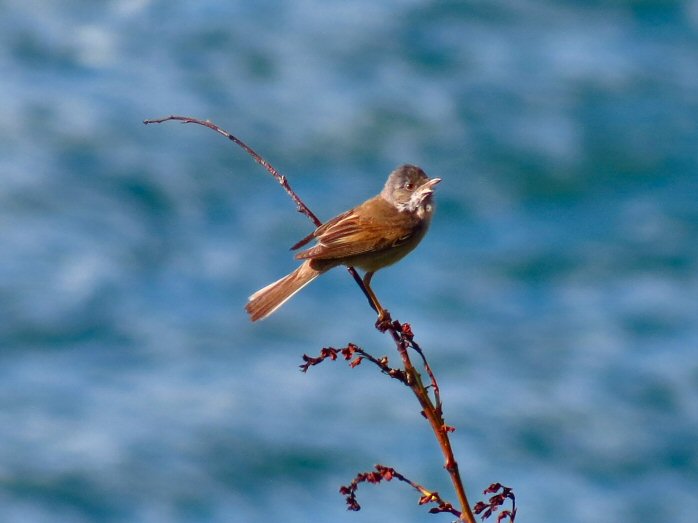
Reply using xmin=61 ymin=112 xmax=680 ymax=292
xmin=289 ymin=209 xmax=354 ymax=251
xmin=294 ymin=198 xmax=417 ymax=261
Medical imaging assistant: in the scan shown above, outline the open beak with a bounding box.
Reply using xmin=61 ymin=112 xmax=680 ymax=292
xmin=418 ymin=177 xmax=441 ymax=195
xmin=425 ymin=177 xmax=441 ymax=189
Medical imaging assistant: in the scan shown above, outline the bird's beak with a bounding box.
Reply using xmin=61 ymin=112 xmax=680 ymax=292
xmin=426 ymin=177 xmax=441 ymax=189
xmin=419 ymin=177 xmax=441 ymax=195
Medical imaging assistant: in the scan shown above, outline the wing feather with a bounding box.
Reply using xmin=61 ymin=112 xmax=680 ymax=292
xmin=294 ymin=197 xmax=419 ymax=261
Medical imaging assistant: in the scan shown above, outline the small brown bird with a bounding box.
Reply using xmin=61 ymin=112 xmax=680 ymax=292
xmin=246 ymin=164 xmax=441 ymax=322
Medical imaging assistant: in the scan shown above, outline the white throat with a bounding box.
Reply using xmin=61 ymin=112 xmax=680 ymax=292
xmin=395 ymin=191 xmax=434 ymax=219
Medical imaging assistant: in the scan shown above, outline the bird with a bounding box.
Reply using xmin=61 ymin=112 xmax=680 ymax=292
xmin=245 ymin=164 xmax=441 ymax=322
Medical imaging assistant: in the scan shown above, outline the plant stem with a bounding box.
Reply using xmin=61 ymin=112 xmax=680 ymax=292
xmin=388 ymin=326 xmax=476 ymax=523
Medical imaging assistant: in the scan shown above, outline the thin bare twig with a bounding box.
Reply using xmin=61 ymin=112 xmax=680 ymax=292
xmin=400 ymin=323 xmax=442 ymax=411
xmin=144 ymin=115 xmax=321 ymax=225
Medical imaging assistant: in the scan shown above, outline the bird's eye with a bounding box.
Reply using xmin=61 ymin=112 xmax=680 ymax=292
xmin=405 ymin=182 xmax=415 ymax=190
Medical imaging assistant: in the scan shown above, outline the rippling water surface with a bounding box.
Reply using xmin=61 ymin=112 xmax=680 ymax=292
xmin=1 ymin=1 xmax=697 ymax=522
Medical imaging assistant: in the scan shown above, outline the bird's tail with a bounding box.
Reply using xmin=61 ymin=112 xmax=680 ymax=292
xmin=245 ymin=261 xmax=322 ymax=321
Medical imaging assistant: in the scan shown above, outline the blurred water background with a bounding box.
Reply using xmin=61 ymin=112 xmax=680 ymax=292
xmin=1 ymin=1 xmax=697 ymax=522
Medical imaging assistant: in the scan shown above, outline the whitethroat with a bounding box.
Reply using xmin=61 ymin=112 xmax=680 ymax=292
xmin=246 ymin=164 xmax=440 ymax=322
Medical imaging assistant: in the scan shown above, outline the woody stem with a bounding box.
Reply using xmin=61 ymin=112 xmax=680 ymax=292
xmin=388 ymin=328 xmax=476 ymax=523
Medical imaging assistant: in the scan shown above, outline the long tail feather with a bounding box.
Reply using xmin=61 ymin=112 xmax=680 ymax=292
xmin=245 ymin=261 xmax=321 ymax=321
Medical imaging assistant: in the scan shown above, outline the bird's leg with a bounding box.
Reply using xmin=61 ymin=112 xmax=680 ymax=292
xmin=362 ymin=271 xmax=390 ymax=326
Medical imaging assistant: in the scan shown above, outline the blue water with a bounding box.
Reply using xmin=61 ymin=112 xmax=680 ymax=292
xmin=1 ymin=1 xmax=697 ymax=522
